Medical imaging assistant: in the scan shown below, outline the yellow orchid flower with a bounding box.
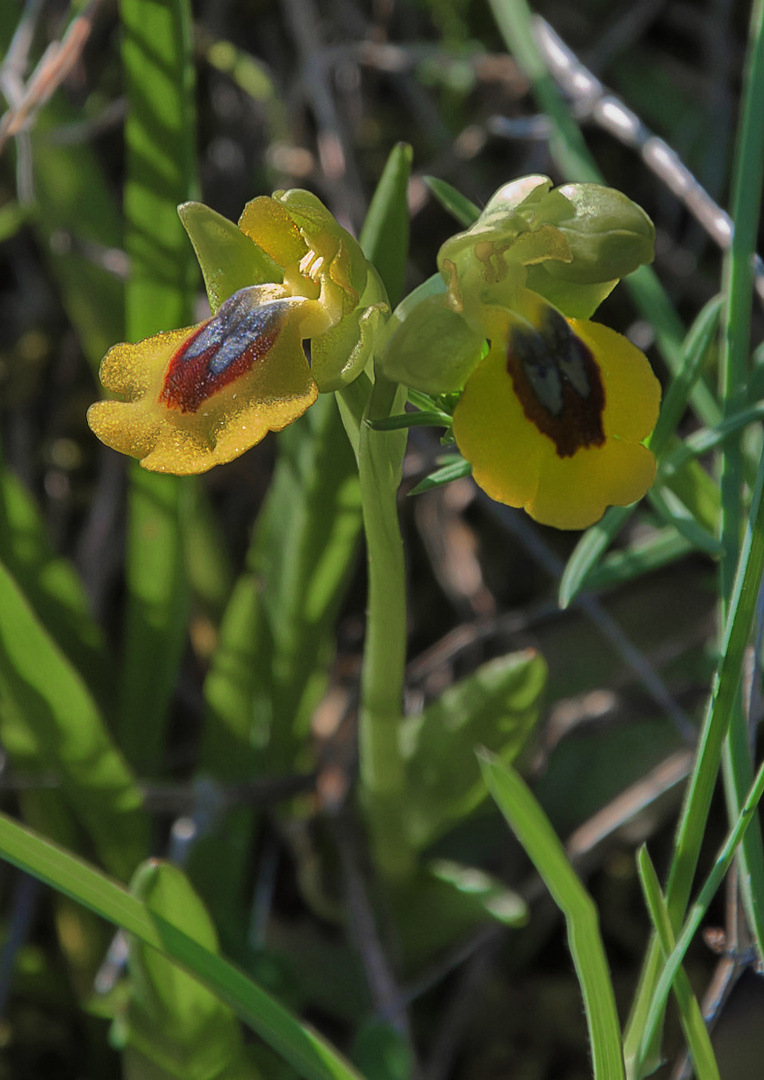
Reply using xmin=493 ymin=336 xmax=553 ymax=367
xmin=88 ymin=190 xmax=386 ymax=474
xmin=451 ymin=291 xmax=660 ymax=530
xmin=381 ymin=176 xmax=661 ymax=530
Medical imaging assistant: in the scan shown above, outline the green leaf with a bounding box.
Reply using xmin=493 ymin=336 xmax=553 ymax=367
xmin=480 ymin=752 xmax=625 ymax=1080
xmin=366 ymin=410 xmax=452 ymax=432
xmin=400 ymin=650 xmax=546 ymax=849
xmin=360 ymin=142 xmax=413 ymax=307
xmin=118 ymin=471 xmax=192 ymax=771
xmin=0 ymin=464 xmax=113 ymax=708
xmin=408 ymin=456 xmax=472 ymax=495
xmin=423 ymin=176 xmax=481 ymax=227
xmin=0 ymin=812 xmax=363 ymax=1080
xmin=118 ymin=862 xmax=257 ymax=1080
xmin=190 ymin=397 xmax=362 ymax=932
xmin=117 ymin=0 xmax=199 ymax=772
xmin=352 ymin=1018 xmax=413 ymax=1080
xmin=391 ymin=860 xmax=527 ymax=971
xmin=583 ymin=527 xmax=695 ymax=593
xmin=0 ymin=559 xmax=148 ymax=881
xmin=636 ymin=847 xmax=720 ymax=1080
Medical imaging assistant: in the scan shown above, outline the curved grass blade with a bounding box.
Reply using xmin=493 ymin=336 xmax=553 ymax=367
xmin=636 ymin=847 xmax=720 ymax=1080
xmin=625 ymin=374 xmax=764 ymax=1070
xmin=0 ymin=812 xmax=363 ymax=1080
xmin=480 ymin=751 xmax=625 ymax=1080
xmin=423 ymin=176 xmax=480 ymax=227
xmin=635 ymin=759 xmax=764 ymax=1075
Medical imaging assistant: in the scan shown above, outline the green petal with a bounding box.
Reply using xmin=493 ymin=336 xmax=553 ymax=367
xmin=178 ymin=202 xmax=283 ymax=313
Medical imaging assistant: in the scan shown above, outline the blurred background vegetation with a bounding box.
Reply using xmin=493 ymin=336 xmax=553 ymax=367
xmin=0 ymin=0 xmax=763 ymax=1078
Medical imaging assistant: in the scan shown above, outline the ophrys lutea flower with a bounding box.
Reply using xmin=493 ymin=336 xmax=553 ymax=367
xmin=381 ymin=176 xmax=661 ymax=529
xmin=87 ymin=190 xmax=386 ymax=474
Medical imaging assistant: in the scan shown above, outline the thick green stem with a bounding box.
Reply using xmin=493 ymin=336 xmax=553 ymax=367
xmin=338 ymin=372 xmax=414 ymax=881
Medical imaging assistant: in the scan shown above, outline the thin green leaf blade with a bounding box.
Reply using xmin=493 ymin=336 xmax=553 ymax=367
xmin=0 ymin=813 xmax=363 ymax=1080
xmin=480 ymin=752 xmax=625 ymax=1080
xmin=423 ymin=176 xmax=481 ymax=227
xmin=636 ymin=847 xmax=720 ymax=1080
xmin=360 ymin=142 xmax=413 ymax=306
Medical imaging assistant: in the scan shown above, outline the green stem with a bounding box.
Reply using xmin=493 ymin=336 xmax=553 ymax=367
xmin=338 ymin=372 xmax=414 ymax=881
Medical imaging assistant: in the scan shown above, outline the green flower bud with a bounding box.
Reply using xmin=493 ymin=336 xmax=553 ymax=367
xmin=533 ymin=183 xmax=655 ymax=284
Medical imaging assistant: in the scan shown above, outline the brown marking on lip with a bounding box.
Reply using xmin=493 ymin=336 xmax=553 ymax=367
xmin=505 ymin=307 xmax=605 ymax=458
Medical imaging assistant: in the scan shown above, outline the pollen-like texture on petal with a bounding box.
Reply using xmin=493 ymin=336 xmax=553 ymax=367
xmin=87 ymin=289 xmax=318 ymax=474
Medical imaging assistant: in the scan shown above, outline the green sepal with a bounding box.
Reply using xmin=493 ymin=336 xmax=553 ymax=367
xmin=178 ymin=201 xmax=282 ymax=313
xmin=379 ymin=275 xmax=485 ymax=393
xmin=408 ymin=456 xmax=472 ymax=495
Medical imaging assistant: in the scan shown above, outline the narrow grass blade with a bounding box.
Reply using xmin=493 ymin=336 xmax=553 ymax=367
xmin=0 ymin=813 xmax=363 ymax=1080
xmin=423 ymin=176 xmax=480 ymax=227
xmin=715 ymin=0 xmax=764 ymax=968
xmin=636 ymin=759 xmax=764 ymax=1074
xmin=583 ymin=528 xmax=695 ymax=593
xmin=367 ymin=410 xmax=452 ymax=431
xmin=480 ymin=752 xmax=625 ymax=1080
xmin=625 ymin=381 xmax=764 ymax=1069
xmin=360 ymin=142 xmax=413 ymax=306
xmin=636 ymin=847 xmax=720 ymax=1080
xmin=408 ymin=457 xmax=472 ymax=496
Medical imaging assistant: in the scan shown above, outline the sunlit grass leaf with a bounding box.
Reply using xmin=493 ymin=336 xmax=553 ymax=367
xmin=400 ymin=650 xmax=546 ymax=850
xmin=0 ymin=559 xmax=148 ymax=882
xmin=117 ymin=861 xmax=257 ymax=1080
xmin=636 ymin=847 xmax=721 ymax=1080
xmin=408 ymin=455 xmax=471 ymax=496
xmin=423 ymin=176 xmax=480 ymax=227
xmin=360 ymin=142 xmax=413 ymax=307
xmin=0 ymin=812 xmax=363 ymax=1080
xmin=117 ymin=0 xmax=199 ymax=772
xmin=480 ymin=751 xmax=625 ymax=1080
xmin=118 ymin=472 xmax=192 ymax=771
